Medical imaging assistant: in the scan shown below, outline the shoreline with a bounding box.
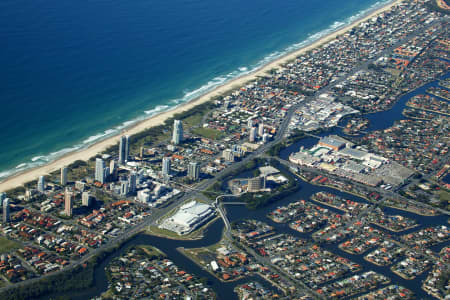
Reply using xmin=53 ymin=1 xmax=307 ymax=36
xmin=293 ymin=171 xmax=444 ymax=216
xmin=406 ymin=103 xmax=450 ymax=116
xmin=294 ymin=171 xmax=374 ymax=202
xmin=369 ymin=222 xmax=419 ymax=233
xmin=177 ymin=246 xmax=246 ymax=283
xmin=0 ymin=0 xmax=402 ymax=193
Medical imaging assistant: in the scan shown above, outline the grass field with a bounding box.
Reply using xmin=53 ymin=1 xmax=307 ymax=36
xmin=137 ymin=245 xmax=165 ymax=257
xmin=146 ymin=225 xmax=196 ymax=240
xmin=192 ymin=127 xmax=225 ymax=140
xmin=0 ymin=237 xmax=19 ymax=253
xmin=439 ymin=190 xmax=450 ymax=209
xmin=183 ymin=113 xmax=204 ymax=129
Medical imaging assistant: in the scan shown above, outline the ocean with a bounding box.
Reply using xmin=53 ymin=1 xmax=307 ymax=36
xmin=0 ymin=0 xmax=390 ymax=180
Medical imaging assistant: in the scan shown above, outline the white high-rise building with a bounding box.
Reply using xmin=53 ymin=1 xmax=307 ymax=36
xmin=247 ymin=118 xmax=253 ymax=128
xmin=64 ymin=189 xmax=73 ymax=217
xmin=262 ymin=133 xmax=269 ymax=143
xmin=188 ymin=162 xmax=200 ymax=180
xmin=61 ymin=167 xmax=68 ymax=186
xmin=37 ymin=176 xmax=45 ymax=193
xmin=162 ymin=157 xmax=171 ymax=176
xmin=137 ymin=189 xmax=151 ymax=203
xmin=258 ymin=123 xmax=265 ymax=136
xmin=223 ymin=149 xmax=235 ymax=162
xmin=119 ymin=135 xmax=129 ymax=165
xmin=249 ymin=127 xmax=257 ymax=142
xmin=110 ymin=160 xmax=116 ymax=176
xmin=95 ymin=158 xmax=105 ymax=184
xmin=172 ymin=120 xmax=183 ymax=145
xmin=75 ymin=181 xmax=86 ymax=192
xmin=82 ymin=192 xmax=91 ymax=207
xmin=3 ymin=198 xmax=10 ymax=223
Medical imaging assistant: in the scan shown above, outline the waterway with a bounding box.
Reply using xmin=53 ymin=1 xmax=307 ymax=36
xmin=50 ymin=72 xmax=449 ymax=299
xmin=226 ymin=183 xmax=449 ymax=299
xmin=280 ymin=72 xmax=450 ymax=160
xmin=443 ymin=173 xmax=450 ymax=184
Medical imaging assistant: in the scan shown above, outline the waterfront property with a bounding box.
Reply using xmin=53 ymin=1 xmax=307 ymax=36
xmin=101 ymin=245 xmax=216 ymax=299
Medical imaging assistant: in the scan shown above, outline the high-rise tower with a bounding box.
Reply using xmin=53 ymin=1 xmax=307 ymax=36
xmin=82 ymin=192 xmax=91 ymax=207
xmin=37 ymin=176 xmax=45 ymax=192
xmin=119 ymin=135 xmax=129 ymax=165
xmin=95 ymin=158 xmax=105 ymax=184
xmin=64 ymin=189 xmax=73 ymax=217
xmin=61 ymin=167 xmax=68 ymax=186
xmin=2 ymin=198 xmax=10 ymax=223
xmin=258 ymin=123 xmax=265 ymax=137
xmin=249 ymin=127 xmax=257 ymax=142
xmin=172 ymin=120 xmax=183 ymax=145
xmin=0 ymin=192 xmax=6 ymax=203
xmin=162 ymin=157 xmax=171 ymax=176
xmin=128 ymin=172 xmax=137 ymax=194
xmin=188 ymin=162 xmax=200 ymax=180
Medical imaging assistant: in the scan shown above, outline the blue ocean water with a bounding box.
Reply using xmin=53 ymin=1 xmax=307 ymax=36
xmin=0 ymin=0 xmax=389 ymax=180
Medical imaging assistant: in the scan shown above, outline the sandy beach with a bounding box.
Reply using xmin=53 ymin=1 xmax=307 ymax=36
xmin=0 ymin=0 xmax=402 ymax=193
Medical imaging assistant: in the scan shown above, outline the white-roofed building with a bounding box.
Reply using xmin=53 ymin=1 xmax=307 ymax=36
xmin=259 ymin=166 xmax=280 ymax=177
xmin=160 ymin=201 xmax=215 ymax=235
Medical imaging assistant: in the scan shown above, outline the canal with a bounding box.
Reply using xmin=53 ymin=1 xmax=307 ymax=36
xmin=52 ymin=72 xmax=449 ymax=299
